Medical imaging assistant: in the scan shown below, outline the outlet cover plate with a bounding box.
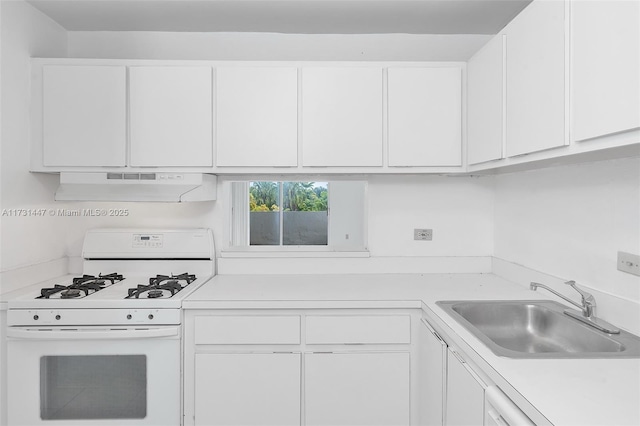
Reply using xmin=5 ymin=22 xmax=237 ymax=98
xmin=414 ymin=229 xmax=433 ymax=241
xmin=617 ymin=251 xmax=640 ymax=276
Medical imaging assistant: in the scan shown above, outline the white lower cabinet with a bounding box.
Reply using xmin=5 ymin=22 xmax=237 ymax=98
xmin=194 ymin=353 xmax=301 ymax=426
xmin=419 ymin=319 xmax=447 ymax=426
xmin=305 ymin=352 xmax=411 ymax=426
xmin=445 ymin=348 xmax=486 ymax=425
xmin=185 ymin=310 xmax=415 ymax=426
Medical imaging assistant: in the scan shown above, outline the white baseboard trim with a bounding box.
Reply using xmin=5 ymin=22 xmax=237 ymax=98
xmin=0 ymin=258 xmax=69 ymax=295
xmin=492 ymin=257 xmax=640 ymax=335
xmin=218 ymin=255 xmax=492 ymax=275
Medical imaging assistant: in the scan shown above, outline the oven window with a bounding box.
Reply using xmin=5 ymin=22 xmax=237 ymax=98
xmin=40 ymin=355 xmax=147 ymax=420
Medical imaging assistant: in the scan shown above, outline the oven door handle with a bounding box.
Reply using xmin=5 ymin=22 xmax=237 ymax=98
xmin=6 ymin=327 xmax=179 ymax=340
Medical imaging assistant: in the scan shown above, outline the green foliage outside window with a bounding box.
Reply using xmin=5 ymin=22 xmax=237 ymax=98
xmin=249 ymin=182 xmax=328 ymax=212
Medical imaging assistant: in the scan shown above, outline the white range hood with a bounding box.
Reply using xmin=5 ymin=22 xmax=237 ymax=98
xmin=55 ymin=172 xmax=217 ymax=202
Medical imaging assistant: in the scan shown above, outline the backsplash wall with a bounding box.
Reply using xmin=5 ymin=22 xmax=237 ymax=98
xmin=58 ymin=175 xmax=495 ymax=273
xmin=493 ymin=156 xmax=640 ymax=303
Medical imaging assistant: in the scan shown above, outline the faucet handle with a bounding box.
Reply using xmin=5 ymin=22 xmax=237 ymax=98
xmin=564 ymin=280 xmax=596 ymax=317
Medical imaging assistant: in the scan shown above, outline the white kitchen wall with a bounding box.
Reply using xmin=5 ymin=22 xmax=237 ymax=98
xmin=493 ymin=157 xmax=640 ymax=303
xmin=67 ymin=31 xmax=491 ymax=61
xmin=367 ymin=175 xmax=494 ymax=257
xmin=0 ymin=0 xmax=68 ymax=286
xmin=56 ymin=176 xmax=494 ymax=274
xmin=218 ymin=176 xmax=495 ymax=274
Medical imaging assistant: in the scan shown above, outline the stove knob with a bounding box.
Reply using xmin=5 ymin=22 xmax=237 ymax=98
xmin=127 ymin=314 xmax=132 ymax=320
xmin=33 ymin=315 xmax=39 ymax=320
xmin=148 ymin=314 xmax=154 ymax=320
xmin=55 ymin=315 xmax=61 ymax=320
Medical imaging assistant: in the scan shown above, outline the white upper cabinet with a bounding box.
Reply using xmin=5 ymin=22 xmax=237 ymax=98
xmin=467 ymin=36 xmax=505 ymax=165
xmin=302 ymin=67 xmax=383 ymax=167
xmin=42 ymin=65 xmax=127 ymax=167
xmin=504 ymin=0 xmax=567 ymax=157
xmin=388 ymin=67 xmax=462 ymax=167
xmin=572 ymin=0 xmax=640 ymax=142
xmin=129 ymin=66 xmax=213 ymax=167
xmin=216 ymin=67 xmax=298 ymax=167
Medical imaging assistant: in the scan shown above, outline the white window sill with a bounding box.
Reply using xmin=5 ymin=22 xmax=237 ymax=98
xmin=220 ymin=248 xmax=370 ymax=258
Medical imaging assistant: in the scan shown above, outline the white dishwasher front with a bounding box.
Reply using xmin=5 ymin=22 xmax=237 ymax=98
xmin=485 ymin=386 xmax=535 ymax=426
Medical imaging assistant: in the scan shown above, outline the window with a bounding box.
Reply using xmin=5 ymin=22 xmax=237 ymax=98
xmin=228 ymin=180 xmax=366 ymax=252
xmin=249 ymin=181 xmax=328 ymax=246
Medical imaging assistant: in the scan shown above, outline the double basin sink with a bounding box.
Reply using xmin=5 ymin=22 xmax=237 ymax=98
xmin=436 ymin=300 xmax=640 ymax=358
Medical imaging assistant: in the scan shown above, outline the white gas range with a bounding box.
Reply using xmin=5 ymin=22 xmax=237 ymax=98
xmin=6 ymin=228 xmax=215 ymax=426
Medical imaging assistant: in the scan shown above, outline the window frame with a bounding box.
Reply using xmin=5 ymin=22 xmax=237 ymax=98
xmin=221 ymin=178 xmax=369 ymax=257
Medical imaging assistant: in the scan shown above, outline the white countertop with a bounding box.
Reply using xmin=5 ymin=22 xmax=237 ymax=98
xmin=185 ymin=273 xmax=640 ymax=426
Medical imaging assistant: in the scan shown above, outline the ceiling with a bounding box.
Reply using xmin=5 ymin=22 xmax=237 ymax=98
xmin=27 ymin=0 xmax=531 ymax=34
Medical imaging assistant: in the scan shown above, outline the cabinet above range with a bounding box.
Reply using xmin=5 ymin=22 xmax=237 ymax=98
xmin=30 ymin=59 xmax=465 ymax=175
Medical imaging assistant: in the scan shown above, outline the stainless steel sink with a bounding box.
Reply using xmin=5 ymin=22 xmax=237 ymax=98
xmin=436 ymin=300 xmax=640 ymax=358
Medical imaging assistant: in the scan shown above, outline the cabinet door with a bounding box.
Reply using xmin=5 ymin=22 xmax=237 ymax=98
xmin=305 ymin=352 xmax=410 ymax=426
xmin=445 ymin=349 xmax=485 ymax=426
xmin=505 ymin=0 xmax=567 ymax=157
xmin=216 ymin=67 xmax=298 ymax=167
xmin=42 ymin=65 xmax=126 ymax=167
xmin=129 ymin=66 xmax=213 ymax=167
xmin=302 ymin=67 xmax=383 ymax=167
xmin=194 ymin=353 xmax=300 ymax=426
xmin=572 ymin=0 xmax=640 ymax=142
xmin=388 ymin=67 xmax=462 ymax=167
xmin=467 ymin=35 xmax=505 ymax=165
xmin=419 ymin=320 xmax=447 ymax=426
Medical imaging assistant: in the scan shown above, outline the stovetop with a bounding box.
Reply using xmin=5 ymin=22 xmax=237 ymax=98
xmin=9 ymin=271 xmax=211 ymax=308
xmin=6 ymin=228 xmax=216 ymax=326
xmin=35 ymin=272 xmax=199 ymax=301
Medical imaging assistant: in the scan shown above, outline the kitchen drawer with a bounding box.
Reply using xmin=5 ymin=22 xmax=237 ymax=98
xmin=195 ymin=316 xmax=301 ymax=345
xmin=306 ymin=315 xmax=411 ymax=344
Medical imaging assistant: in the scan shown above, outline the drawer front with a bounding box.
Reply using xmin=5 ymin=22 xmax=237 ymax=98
xmin=195 ymin=316 xmax=301 ymax=345
xmin=306 ymin=315 xmax=411 ymax=344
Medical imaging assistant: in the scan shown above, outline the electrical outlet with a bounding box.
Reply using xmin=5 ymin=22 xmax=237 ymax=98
xmin=617 ymin=251 xmax=640 ymax=276
xmin=414 ymin=229 xmax=433 ymax=241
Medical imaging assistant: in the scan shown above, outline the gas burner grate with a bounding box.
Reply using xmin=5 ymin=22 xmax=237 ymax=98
xmin=125 ymin=282 xmax=183 ymax=299
xmin=37 ymin=273 xmax=124 ymax=299
xmin=125 ymin=273 xmax=196 ymax=299
xmin=72 ymin=273 xmax=124 ymax=286
xmin=149 ymin=273 xmax=196 ymax=286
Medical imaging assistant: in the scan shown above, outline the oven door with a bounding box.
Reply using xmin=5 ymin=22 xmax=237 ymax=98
xmin=7 ymin=326 xmax=180 ymax=426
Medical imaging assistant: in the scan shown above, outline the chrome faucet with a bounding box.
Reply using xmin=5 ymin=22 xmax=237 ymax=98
xmin=564 ymin=280 xmax=596 ymax=318
xmin=530 ymin=281 xmax=619 ymax=334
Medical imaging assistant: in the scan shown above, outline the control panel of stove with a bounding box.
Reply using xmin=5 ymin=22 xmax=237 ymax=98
xmin=7 ymin=308 xmax=181 ymax=326
xmin=133 ymin=233 xmax=164 ymax=248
